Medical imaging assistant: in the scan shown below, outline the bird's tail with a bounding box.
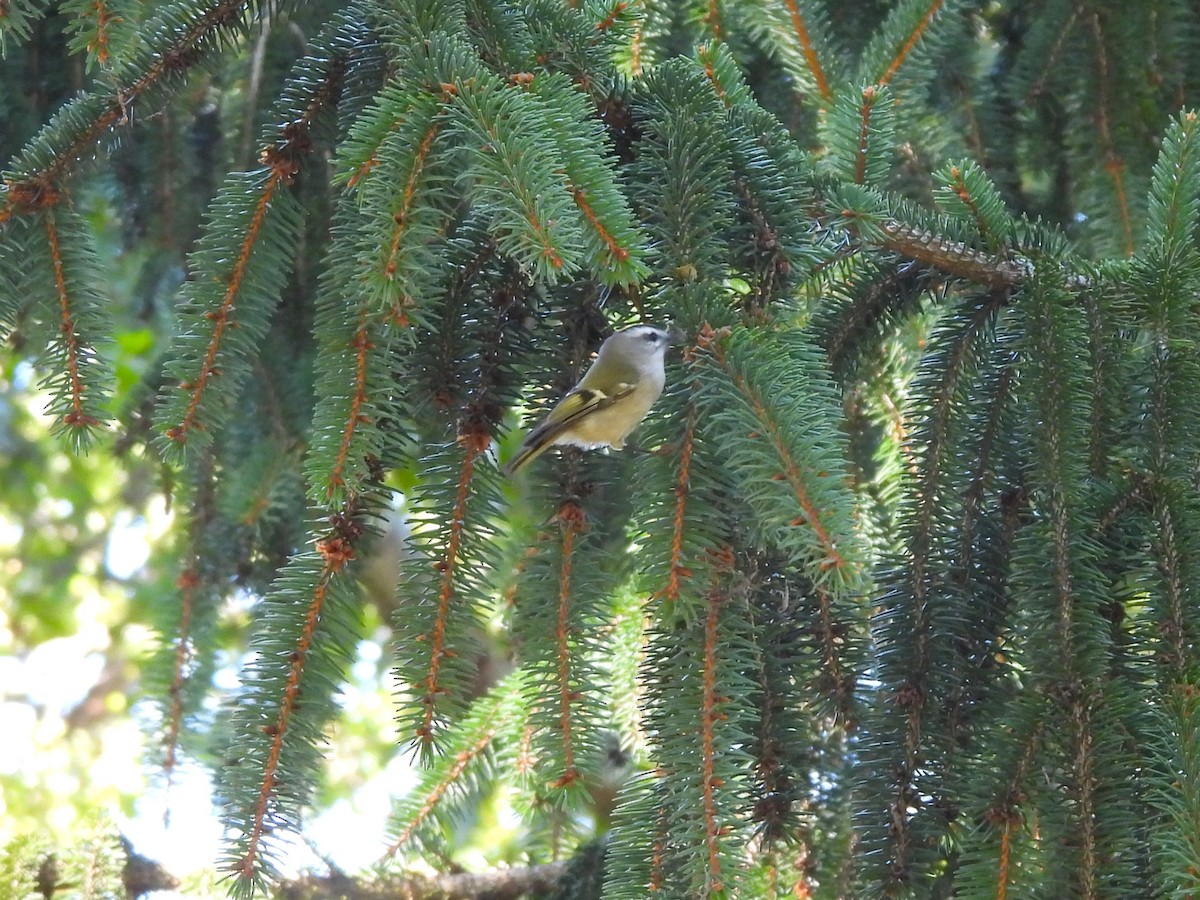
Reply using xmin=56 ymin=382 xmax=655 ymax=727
xmin=503 ymin=426 xmax=555 ymax=476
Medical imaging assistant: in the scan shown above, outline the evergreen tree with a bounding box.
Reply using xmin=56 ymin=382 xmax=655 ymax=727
xmin=4 ymin=0 xmax=1200 ymax=897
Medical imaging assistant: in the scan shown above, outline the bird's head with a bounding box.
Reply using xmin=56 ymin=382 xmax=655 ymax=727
xmin=598 ymin=324 xmax=680 ymax=372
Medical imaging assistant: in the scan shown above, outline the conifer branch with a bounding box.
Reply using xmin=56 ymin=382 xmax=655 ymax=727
xmin=780 ymin=0 xmax=832 ymax=101
xmin=571 ymin=186 xmax=631 ymax=265
xmin=593 ymin=1 xmax=630 ymax=34
xmin=749 ymin=617 xmax=804 ymax=843
xmin=417 ymin=429 xmax=489 ymax=747
xmin=1070 ymin=696 xmax=1098 ymax=896
xmin=914 ymin=295 xmax=1005 ymax=581
xmin=649 ymin=801 xmax=669 ymax=891
xmin=704 ymin=327 xmax=847 ymax=575
xmin=701 ymin=568 xmax=730 ymax=893
xmin=1 ymin=0 xmax=263 ymax=224
xmin=381 ymin=119 xmax=441 ymax=294
xmin=1152 ymin=682 xmax=1200 ymax=896
xmin=1154 ymin=493 xmax=1187 ymax=676
xmin=1024 ymin=273 xmax=1108 ymax=894
xmin=876 ymin=296 xmax=1007 ymax=887
xmin=704 ymin=0 xmax=724 ymax=41
xmin=43 ymin=209 xmax=101 ymax=436
xmin=75 ymin=0 xmax=119 ymax=65
xmin=230 ymin=503 xmax=365 ymax=884
xmin=814 ymin=585 xmax=851 ymax=718
xmin=162 ymin=566 xmax=199 ymax=797
xmin=876 ymin=0 xmax=944 ymax=88
xmin=1082 ymin=292 xmax=1114 ymax=477
xmin=237 ymin=439 xmax=298 ymax=528
xmin=888 ymin=700 xmax=919 ymax=884
xmin=129 ymin=42 xmax=330 ymax=464
xmin=325 ymin=313 xmax=376 ymax=500
xmin=982 ymin=713 xmax=1044 ymax=898
xmin=698 ymin=44 xmax=732 ymax=107
xmin=959 ymin=363 xmax=1015 ymax=570
xmin=1049 ymin=504 xmax=1075 ymax=658
xmin=663 ymin=409 xmax=697 ymax=605
xmin=822 ymin=260 xmax=922 ymax=373
xmin=384 ymin=724 xmax=498 ymax=857
xmin=319 ymin=108 xmax=436 ymax=504
xmin=853 ymin=85 xmax=883 ymax=185
xmin=524 ymin=72 xmax=646 ymax=284
xmin=346 ymin=155 xmax=379 ymax=189
xmin=1137 ymin=110 xmax=1200 ymax=682
xmin=875 ymin=219 xmax=1026 ymax=288
xmin=824 ymin=83 xmax=895 ymax=188
xmin=996 ymin=819 xmax=1011 ymax=900
xmin=628 ymin=15 xmax=645 ymax=77
xmin=339 ymin=87 xmax=423 ymax=191
xmin=156 ymin=450 xmax=222 ymax=807
xmin=385 ymin=674 xmax=527 ymax=863
xmin=163 ymin=49 xmax=342 ymax=452
xmin=1147 ymin=110 xmax=1200 ymax=252
xmin=1023 ymin=6 xmax=1080 ymax=102
xmin=942 ymin=165 xmax=996 ymax=246
xmin=164 ymin=170 xmax=284 ymax=446
xmin=1086 ymin=11 xmax=1133 ymax=257
xmin=1096 ymin=474 xmax=1148 ymax=533
xmin=551 ymin=500 xmax=585 ymax=789
xmin=450 ymin=74 xmax=584 ymax=279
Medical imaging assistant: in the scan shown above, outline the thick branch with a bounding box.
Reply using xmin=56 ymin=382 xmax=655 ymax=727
xmin=278 ymin=861 xmax=570 ymax=900
xmin=876 ymin=219 xmax=1027 ymax=289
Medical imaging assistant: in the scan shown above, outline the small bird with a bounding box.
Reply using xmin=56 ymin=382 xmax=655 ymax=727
xmin=504 ymin=324 xmax=680 ymax=475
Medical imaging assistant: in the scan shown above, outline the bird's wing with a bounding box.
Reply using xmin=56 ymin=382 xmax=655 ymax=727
xmin=504 ymin=383 xmax=635 ymax=475
xmin=544 ymin=383 xmax=636 ymax=426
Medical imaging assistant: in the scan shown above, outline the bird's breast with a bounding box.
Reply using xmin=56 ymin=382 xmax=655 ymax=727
xmin=555 ymin=380 xmax=662 ymax=449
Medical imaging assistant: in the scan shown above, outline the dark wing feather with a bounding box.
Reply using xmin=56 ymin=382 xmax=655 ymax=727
xmin=503 ymin=384 xmax=636 ymax=475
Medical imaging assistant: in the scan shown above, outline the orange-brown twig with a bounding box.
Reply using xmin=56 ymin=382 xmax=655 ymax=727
xmin=854 ymin=85 xmax=882 ymax=185
xmin=1087 ymin=12 xmax=1133 ymax=256
xmin=325 ymin=313 xmax=375 ymax=498
xmin=2 ymin=0 xmax=253 ymax=223
xmin=708 ymin=340 xmax=847 ymax=573
xmin=781 ymin=0 xmax=832 ymax=102
xmin=417 ymin=436 xmax=485 ymax=745
xmin=551 ymin=501 xmax=587 ymax=788
xmin=594 ymin=1 xmax=627 ymax=31
xmin=382 ymin=122 xmax=441 ymax=283
xmin=44 ymin=210 xmax=99 ymax=433
xmin=232 ymin=550 xmax=349 ymax=879
xmin=383 ymin=725 xmax=498 ymax=857
xmin=571 ymin=187 xmax=631 ymax=264
xmin=700 ymin=576 xmax=727 ymax=892
xmin=165 ymin=171 xmax=282 ymax=445
xmin=877 ymin=0 xmax=944 ymax=88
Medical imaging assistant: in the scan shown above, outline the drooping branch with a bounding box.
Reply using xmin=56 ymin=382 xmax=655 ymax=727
xmin=781 ymin=0 xmax=832 ymax=101
xmin=1 ymin=0 xmax=267 ymax=223
xmin=876 ymin=0 xmax=945 ymax=88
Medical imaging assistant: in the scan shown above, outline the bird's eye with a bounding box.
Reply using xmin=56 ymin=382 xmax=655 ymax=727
xmin=644 ymin=331 xmax=659 ymax=342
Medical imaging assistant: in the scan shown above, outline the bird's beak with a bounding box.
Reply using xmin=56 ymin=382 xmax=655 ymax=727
xmin=666 ymin=327 xmax=686 ymax=346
